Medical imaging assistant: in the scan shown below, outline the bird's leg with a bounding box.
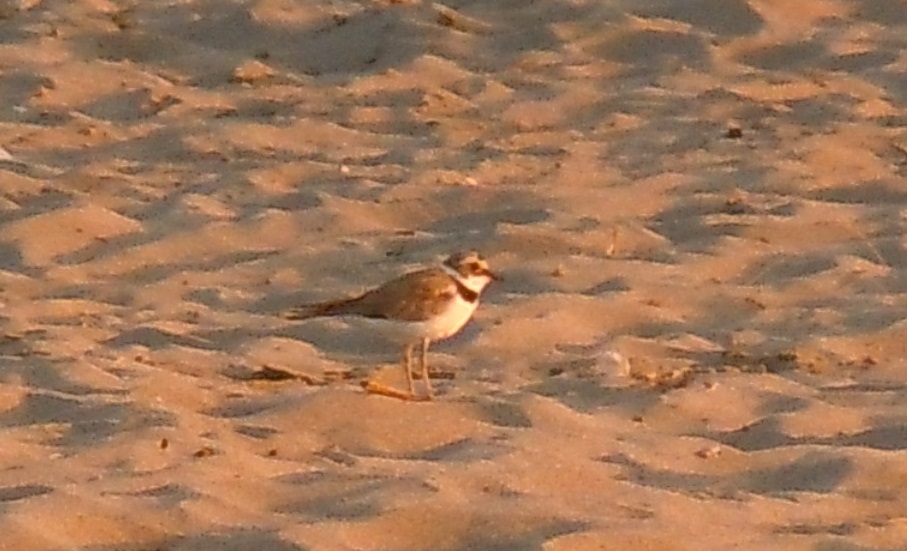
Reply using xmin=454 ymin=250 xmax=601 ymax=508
xmin=403 ymin=344 xmax=415 ymax=396
xmin=420 ymin=337 xmax=433 ymax=398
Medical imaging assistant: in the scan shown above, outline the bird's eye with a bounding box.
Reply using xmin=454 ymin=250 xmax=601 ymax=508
xmin=468 ymin=262 xmax=482 ymax=272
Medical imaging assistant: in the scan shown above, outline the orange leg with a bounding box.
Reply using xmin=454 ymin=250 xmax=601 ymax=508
xmin=403 ymin=344 xmax=415 ymax=396
xmin=420 ymin=338 xmax=433 ymax=398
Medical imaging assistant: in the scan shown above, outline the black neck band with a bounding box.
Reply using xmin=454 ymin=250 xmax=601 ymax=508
xmin=453 ymin=278 xmax=479 ymax=302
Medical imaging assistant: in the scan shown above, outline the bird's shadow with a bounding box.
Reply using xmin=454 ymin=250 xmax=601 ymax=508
xmin=277 ymin=320 xmax=396 ymax=359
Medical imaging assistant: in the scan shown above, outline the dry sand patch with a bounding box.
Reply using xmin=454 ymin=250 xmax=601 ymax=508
xmin=0 ymin=1 xmax=906 ymax=549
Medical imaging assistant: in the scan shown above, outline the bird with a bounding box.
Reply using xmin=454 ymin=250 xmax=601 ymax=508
xmin=284 ymin=251 xmax=499 ymax=399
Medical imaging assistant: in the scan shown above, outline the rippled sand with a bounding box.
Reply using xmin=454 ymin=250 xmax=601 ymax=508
xmin=1 ymin=1 xmax=907 ymax=549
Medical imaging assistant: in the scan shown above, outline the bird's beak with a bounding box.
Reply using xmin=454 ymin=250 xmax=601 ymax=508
xmin=483 ymin=269 xmax=502 ymax=281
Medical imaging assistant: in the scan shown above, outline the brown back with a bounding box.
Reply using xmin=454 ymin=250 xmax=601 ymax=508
xmin=343 ymin=268 xmax=457 ymax=322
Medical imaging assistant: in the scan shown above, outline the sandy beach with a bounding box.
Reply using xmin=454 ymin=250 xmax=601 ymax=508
xmin=1 ymin=0 xmax=907 ymax=549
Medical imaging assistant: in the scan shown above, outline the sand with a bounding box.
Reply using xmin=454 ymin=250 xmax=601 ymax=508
xmin=1 ymin=0 xmax=907 ymax=549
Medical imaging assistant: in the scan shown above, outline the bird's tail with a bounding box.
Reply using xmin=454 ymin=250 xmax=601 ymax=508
xmin=283 ymin=299 xmax=355 ymax=320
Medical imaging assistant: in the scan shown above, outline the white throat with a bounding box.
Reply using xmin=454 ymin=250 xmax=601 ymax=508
xmin=442 ymin=265 xmax=491 ymax=295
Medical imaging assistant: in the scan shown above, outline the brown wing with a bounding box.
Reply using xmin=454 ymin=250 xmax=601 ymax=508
xmin=352 ymin=268 xmax=457 ymax=322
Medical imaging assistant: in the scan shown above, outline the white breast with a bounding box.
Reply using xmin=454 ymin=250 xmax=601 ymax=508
xmin=354 ymin=294 xmax=479 ymax=344
xmin=423 ymin=293 xmax=479 ymax=340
